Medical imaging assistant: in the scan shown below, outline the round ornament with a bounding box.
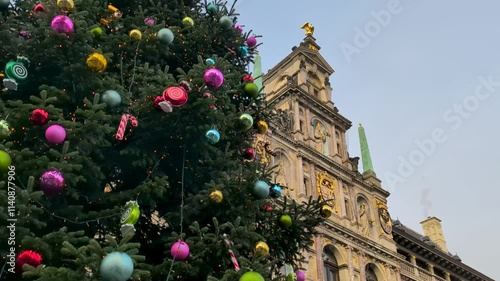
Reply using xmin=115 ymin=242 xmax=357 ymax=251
xmin=86 ymin=53 xmax=107 ymax=72
xmin=144 ymin=18 xmax=155 ymax=25
xmin=207 ymin=3 xmax=217 ymax=14
xmin=0 ymin=151 xmax=12 ymax=173
xmin=45 ymin=124 xmax=66 ymax=144
xmin=239 ymin=46 xmax=248 ymax=56
xmin=16 ymin=250 xmax=42 ymax=272
xmin=33 ymin=3 xmax=45 ymax=12
xmin=102 ymin=90 xmax=122 ymax=107
xmin=320 ymin=205 xmax=333 ymax=218
xmin=219 ymin=16 xmax=233 ymax=29
xmin=254 ymin=241 xmax=269 ymax=256
xmin=121 ymin=201 xmax=140 ymax=225
xmin=153 ymin=96 xmax=165 ymax=110
xmin=242 ymin=148 xmax=255 ymax=160
xmin=0 ymin=0 xmax=9 ymax=9
xmin=239 ymin=114 xmax=253 ymax=130
xmin=256 ymin=121 xmax=268 ymax=134
xmin=91 ymin=27 xmax=103 ymax=38
xmin=100 ymin=252 xmax=134 ymax=281
xmin=158 ymin=28 xmax=174 ymax=44
xmin=129 ymin=29 xmax=142 ymax=41
xmin=170 ymin=241 xmax=189 ymax=260
xmin=246 ymin=36 xmax=257 ymax=48
xmin=209 ymin=190 xmax=223 ymax=203
xmin=182 ymin=17 xmax=194 ymax=27
xmin=279 ymin=215 xmax=292 ymax=228
xmin=234 ymin=24 xmax=243 ymax=33
xmin=286 ymin=273 xmax=297 ymax=281
xmin=51 ymin=15 xmax=74 ymax=34
xmin=30 ymin=109 xmax=49 ymax=126
xmin=204 ymin=68 xmax=224 ymax=89
xmin=295 ymin=270 xmax=306 ymax=281
xmin=0 ymin=120 xmax=11 ymax=139
xmin=269 ymin=184 xmax=282 ymax=199
xmin=56 ymin=0 xmax=74 ymax=12
xmin=253 ymin=180 xmax=269 ymax=199
xmin=162 ymin=86 xmax=188 ymax=107
xmin=240 ymin=271 xmax=264 ymax=281
xmin=243 ymin=83 xmax=259 ymax=98
xmin=205 ymin=129 xmax=220 ymax=144
xmin=206 ymin=58 xmax=215 ymax=65
xmin=5 ymin=61 xmax=28 ymax=83
xmin=39 ymin=170 xmax=65 ymax=196
xmin=241 ymin=74 xmax=253 ymax=83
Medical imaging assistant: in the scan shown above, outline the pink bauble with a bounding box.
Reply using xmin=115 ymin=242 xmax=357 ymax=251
xmin=234 ymin=24 xmax=243 ymax=33
xmin=246 ymin=36 xmax=257 ymax=48
xmin=204 ymin=68 xmax=224 ymax=89
xmin=295 ymin=270 xmax=306 ymax=281
xmin=170 ymin=241 xmax=189 ymax=260
xmin=45 ymin=125 xmax=66 ymax=144
xmin=51 ymin=15 xmax=74 ymax=34
xmin=39 ymin=170 xmax=65 ymax=196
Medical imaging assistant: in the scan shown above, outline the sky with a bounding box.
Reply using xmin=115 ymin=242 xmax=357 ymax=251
xmin=232 ymin=0 xmax=500 ymax=279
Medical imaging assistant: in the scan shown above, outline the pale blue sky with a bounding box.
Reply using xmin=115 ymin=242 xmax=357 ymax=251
xmin=234 ymin=0 xmax=499 ymax=279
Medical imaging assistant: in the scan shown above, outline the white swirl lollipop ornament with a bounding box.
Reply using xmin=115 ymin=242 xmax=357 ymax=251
xmin=120 ymin=201 xmax=140 ymax=236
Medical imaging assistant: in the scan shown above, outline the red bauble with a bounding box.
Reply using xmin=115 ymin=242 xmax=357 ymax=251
xmin=162 ymin=86 xmax=188 ymax=107
xmin=30 ymin=109 xmax=49 ymax=126
xmin=241 ymin=74 xmax=254 ymax=83
xmin=202 ymin=92 xmax=212 ymax=99
xmin=33 ymin=3 xmax=45 ymax=12
xmin=153 ymin=96 xmax=165 ymax=110
xmin=16 ymin=250 xmax=42 ymax=272
xmin=243 ymin=148 xmax=256 ymax=160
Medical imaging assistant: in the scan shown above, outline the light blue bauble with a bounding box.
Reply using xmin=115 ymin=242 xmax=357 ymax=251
xmin=102 ymin=90 xmax=122 ymax=107
xmin=100 ymin=252 xmax=134 ymax=281
xmin=219 ymin=16 xmax=233 ymax=30
xmin=270 ymin=184 xmax=282 ymax=198
xmin=158 ymin=28 xmax=174 ymax=44
xmin=206 ymin=129 xmax=220 ymax=144
xmin=206 ymin=58 xmax=215 ymax=65
xmin=253 ymin=180 xmax=269 ymax=199
xmin=239 ymin=46 xmax=248 ymax=56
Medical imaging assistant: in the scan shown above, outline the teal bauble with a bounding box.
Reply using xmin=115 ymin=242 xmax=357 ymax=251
xmin=206 ymin=129 xmax=220 ymax=144
xmin=219 ymin=16 xmax=233 ymax=30
xmin=253 ymin=180 xmax=269 ymax=199
xmin=240 ymin=271 xmax=265 ymax=281
xmin=100 ymin=252 xmax=134 ymax=281
xmin=239 ymin=46 xmax=248 ymax=56
xmin=158 ymin=28 xmax=174 ymax=44
xmin=102 ymin=90 xmax=122 ymax=107
xmin=207 ymin=3 xmax=217 ymax=14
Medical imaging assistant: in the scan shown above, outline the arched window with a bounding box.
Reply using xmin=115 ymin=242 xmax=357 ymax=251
xmin=323 ymin=248 xmax=340 ymax=281
xmin=365 ymin=264 xmax=378 ymax=281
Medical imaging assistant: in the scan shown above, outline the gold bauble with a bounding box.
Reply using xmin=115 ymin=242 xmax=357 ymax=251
xmin=182 ymin=17 xmax=194 ymax=27
xmin=254 ymin=241 xmax=269 ymax=256
xmin=320 ymin=205 xmax=333 ymax=218
xmin=129 ymin=29 xmax=142 ymax=41
xmin=209 ymin=190 xmax=223 ymax=203
xmin=257 ymin=120 xmax=268 ymax=134
xmin=86 ymin=53 xmax=107 ymax=73
xmin=57 ymin=0 xmax=74 ymax=11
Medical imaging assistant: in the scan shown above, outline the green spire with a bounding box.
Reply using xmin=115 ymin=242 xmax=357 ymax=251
xmin=358 ymin=123 xmax=375 ymax=176
xmin=253 ymin=51 xmax=263 ymax=91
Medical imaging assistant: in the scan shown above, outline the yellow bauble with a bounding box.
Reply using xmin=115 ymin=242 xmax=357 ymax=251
xmin=209 ymin=190 xmax=223 ymax=203
xmin=57 ymin=0 xmax=74 ymax=11
xmin=129 ymin=29 xmax=142 ymax=41
xmin=86 ymin=53 xmax=107 ymax=73
xmin=256 ymin=121 xmax=268 ymax=134
xmin=182 ymin=17 xmax=194 ymax=27
xmin=254 ymin=241 xmax=269 ymax=256
xmin=320 ymin=205 xmax=333 ymax=218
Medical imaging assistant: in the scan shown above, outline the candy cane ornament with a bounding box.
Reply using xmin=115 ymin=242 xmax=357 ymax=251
xmin=223 ymin=234 xmax=240 ymax=271
xmin=116 ymin=114 xmax=138 ymax=140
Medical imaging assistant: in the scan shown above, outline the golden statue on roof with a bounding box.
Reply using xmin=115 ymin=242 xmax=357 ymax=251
xmin=301 ymin=22 xmax=314 ymax=36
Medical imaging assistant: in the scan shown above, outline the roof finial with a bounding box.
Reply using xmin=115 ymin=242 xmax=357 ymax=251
xmin=301 ymin=22 xmax=314 ymax=37
xmin=358 ymin=123 xmax=376 ymax=176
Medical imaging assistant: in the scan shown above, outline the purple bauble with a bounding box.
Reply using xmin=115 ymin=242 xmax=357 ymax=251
xmin=295 ymin=270 xmax=306 ymax=281
xmin=234 ymin=24 xmax=243 ymax=33
xmin=51 ymin=15 xmax=74 ymax=34
xmin=40 ymin=170 xmax=65 ymax=196
xmin=144 ymin=18 xmax=155 ymax=25
xmin=170 ymin=241 xmax=190 ymax=260
xmin=246 ymin=36 xmax=257 ymax=48
xmin=204 ymin=69 xmax=224 ymax=89
xmin=45 ymin=125 xmax=66 ymax=144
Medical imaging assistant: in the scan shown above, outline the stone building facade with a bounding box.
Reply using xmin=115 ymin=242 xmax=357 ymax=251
xmin=254 ymin=25 xmax=494 ymax=281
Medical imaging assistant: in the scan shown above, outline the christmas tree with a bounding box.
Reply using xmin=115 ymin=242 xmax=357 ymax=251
xmin=0 ymin=0 xmax=325 ymax=280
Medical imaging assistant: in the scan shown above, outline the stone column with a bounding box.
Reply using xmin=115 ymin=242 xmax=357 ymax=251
xmin=346 ymin=246 xmax=354 ymax=281
xmin=315 ymin=235 xmax=323 ymax=281
xmin=445 ymin=272 xmax=451 ymax=281
xmin=297 ymin=154 xmax=305 ymax=198
xmin=359 ymin=253 xmax=366 ymax=281
xmin=410 ymin=256 xmax=419 ymax=276
xmin=311 ymin=163 xmax=317 ymax=198
xmin=338 ymin=180 xmax=345 ymax=217
xmin=293 ymin=98 xmax=300 ymax=134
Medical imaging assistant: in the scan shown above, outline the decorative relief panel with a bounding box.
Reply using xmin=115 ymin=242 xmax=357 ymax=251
xmin=316 ymin=171 xmax=337 ymax=209
xmin=376 ymin=200 xmax=393 ymax=235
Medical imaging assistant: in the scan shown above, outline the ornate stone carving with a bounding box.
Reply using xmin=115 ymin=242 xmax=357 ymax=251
xmin=358 ymin=203 xmax=370 ymax=237
xmin=253 ymin=134 xmax=272 ymax=167
xmin=316 ymin=171 xmax=336 ymax=208
xmin=349 ymin=156 xmax=360 ymax=172
xmin=376 ymin=200 xmax=393 ymax=234
xmin=276 ymin=109 xmax=293 ymax=133
xmin=312 ymin=120 xmax=329 ymax=155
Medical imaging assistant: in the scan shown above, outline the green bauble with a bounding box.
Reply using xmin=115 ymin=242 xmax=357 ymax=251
xmin=239 ymin=114 xmax=253 ymax=130
xmin=91 ymin=27 xmax=103 ymax=38
xmin=279 ymin=215 xmax=292 ymax=228
xmin=240 ymin=271 xmax=265 ymax=281
xmin=120 ymin=201 xmax=140 ymax=225
xmin=0 ymin=151 xmax=12 ymax=173
xmin=219 ymin=16 xmax=233 ymax=30
xmin=286 ymin=273 xmax=297 ymax=281
xmin=0 ymin=120 xmax=11 ymax=139
xmin=243 ymin=83 xmax=259 ymax=98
